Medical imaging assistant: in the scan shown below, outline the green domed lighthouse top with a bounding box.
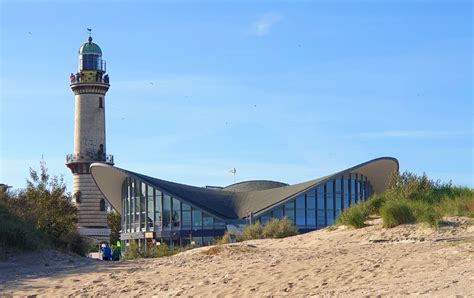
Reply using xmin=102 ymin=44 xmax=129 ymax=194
xmin=78 ymin=36 xmax=102 ymax=55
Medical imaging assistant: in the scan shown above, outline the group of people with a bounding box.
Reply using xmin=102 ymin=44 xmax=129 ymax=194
xmin=69 ymin=72 xmax=109 ymax=84
xmin=100 ymin=241 xmax=121 ymax=261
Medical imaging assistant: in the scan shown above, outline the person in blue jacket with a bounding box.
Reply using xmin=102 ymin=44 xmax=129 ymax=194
xmin=101 ymin=244 xmax=112 ymax=261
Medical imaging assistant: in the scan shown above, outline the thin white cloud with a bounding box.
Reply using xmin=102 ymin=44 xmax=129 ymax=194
xmin=250 ymin=12 xmax=282 ymax=37
xmin=357 ymin=130 xmax=471 ymax=139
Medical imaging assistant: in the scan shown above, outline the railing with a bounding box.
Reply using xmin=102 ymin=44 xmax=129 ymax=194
xmin=66 ymin=153 xmax=114 ymax=164
xmin=70 ymin=72 xmax=109 ymax=84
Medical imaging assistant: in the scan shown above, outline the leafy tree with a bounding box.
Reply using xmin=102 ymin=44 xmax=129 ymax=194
xmin=24 ymin=160 xmax=78 ymax=246
xmin=107 ymin=211 xmax=121 ymax=245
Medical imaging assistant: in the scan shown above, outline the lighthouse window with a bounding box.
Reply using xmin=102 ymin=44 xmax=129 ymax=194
xmin=100 ymin=198 xmax=106 ymax=211
xmin=99 ymin=97 xmax=103 ymax=108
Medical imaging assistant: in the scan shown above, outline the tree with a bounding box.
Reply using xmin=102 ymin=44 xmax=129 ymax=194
xmin=107 ymin=211 xmax=121 ymax=245
xmin=24 ymin=160 xmax=78 ymax=245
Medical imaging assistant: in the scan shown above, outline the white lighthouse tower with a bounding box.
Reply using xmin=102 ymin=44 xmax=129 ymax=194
xmin=66 ymin=35 xmax=113 ymax=242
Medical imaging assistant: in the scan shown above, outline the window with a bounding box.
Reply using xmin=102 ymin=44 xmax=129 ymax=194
xmin=260 ymin=214 xmax=271 ymax=225
xmin=273 ymin=207 xmax=283 ymax=219
xmin=214 ymin=219 xmax=225 ymax=229
xmin=147 ymin=186 xmax=154 ymax=229
xmin=306 ymin=189 xmax=316 ymax=227
xmin=350 ymin=174 xmax=356 ymax=206
xmin=140 ymin=183 xmax=146 ymax=230
xmin=155 ymin=190 xmax=162 ymax=228
xmin=181 ymin=203 xmax=192 ymax=228
xmin=163 ymin=195 xmax=171 ymax=228
xmin=99 ymin=198 xmax=106 ymax=211
xmin=316 ymin=185 xmax=325 ymax=227
xmin=335 ymin=178 xmax=342 ymax=218
xmin=326 ymin=181 xmax=334 ymax=225
xmin=296 ymin=195 xmax=305 ymax=227
xmin=99 ymin=97 xmax=103 ymax=108
xmin=172 ymin=198 xmax=180 ymax=228
xmin=343 ymin=175 xmax=349 ymax=211
xmin=203 ymin=214 xmax=214 ymax=229
xmin=284 ymin=201 xmax=295 ymax=223
xmin=192 ymin=209 xmax=202 ymax=229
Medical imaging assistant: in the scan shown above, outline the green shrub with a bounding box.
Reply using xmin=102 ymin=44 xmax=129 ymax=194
xmin=62 ymin=231 xmax=88 ymax=256
xmin=408 ymin=200 xmax=441 ymax=228
xmin=436 ymin=196 xmax=474 ymax=217
xmin=148 ymin=242 xmax=170 ymax=258
xmin=242 ymin=221 xmax=264 ymax=240
xmin=262 ymin=217 xmax=298 ymax=238
xmin=380 ymin=200 xmax=415 ymax=228
xmin=362 ymin=195 xmax=386 ymax=216
xmin=215 ymin=231 xmax=236 ymax=245
xmin=0 ymin=204 xmax=51 ymax=253
xmin=123 ymin=241 xmax=142 ymax=259
xmin=336 ymin=205 xmax=365 ymax=228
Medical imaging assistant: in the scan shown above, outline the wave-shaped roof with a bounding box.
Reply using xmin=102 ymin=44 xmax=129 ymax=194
xmin=223 ymin=180 xmax=289 ymax=192
xmin=90 ymin=157 xmax=398 ymax=220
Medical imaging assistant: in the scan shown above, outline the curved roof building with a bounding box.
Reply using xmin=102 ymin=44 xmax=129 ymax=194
xmin=91 ymin=157 xmax=398 ymax=247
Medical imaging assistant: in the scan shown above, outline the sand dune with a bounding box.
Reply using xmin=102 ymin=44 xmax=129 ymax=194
xmin=1 ymin=216 xmax=473 ymax=296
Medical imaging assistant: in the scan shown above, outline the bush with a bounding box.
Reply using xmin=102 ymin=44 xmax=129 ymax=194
xmin=262 ymin=217 xmax=298 ymax=239
xmin=336 ymin=205 xmax=365 ymax=228
xmin=408 ymin=201 xmax=441 ymax=228
xmin=61 ymin=231 xmax=88 ymax=256
xmin=123 ymin=241 xmax=142 ymax=259
xmin=0 ymin=204 xmax=51 ymax=254
xmin=148 ymin=242 xmax=170 ymax=258
xmin=436 ymin=196 xmax=474 ymax=218
xmin=380 ymin=200 xmax=415 ymax=228
xmin=362 ymin=195 xmax=386 ymax=216
xmin=242 ymin=222 xmax=264 ymax=240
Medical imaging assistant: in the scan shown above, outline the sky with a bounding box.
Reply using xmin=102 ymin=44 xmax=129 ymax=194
xmin=0 ymin=0 xmax=472 ymax=191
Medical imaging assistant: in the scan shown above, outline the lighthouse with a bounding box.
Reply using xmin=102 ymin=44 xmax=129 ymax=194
xmin=66 ymin=35 xmax=113 ymax=242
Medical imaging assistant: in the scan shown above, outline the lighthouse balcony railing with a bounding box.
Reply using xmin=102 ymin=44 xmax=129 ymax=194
xmin=66 ymin=153 xmax=114 ymax=164
xmin=70 ymin=73 xmax=109 ymax=84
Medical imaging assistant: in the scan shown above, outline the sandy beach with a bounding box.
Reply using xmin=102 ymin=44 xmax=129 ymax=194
xmin=1 ymin=216 xmax=473 ymax=296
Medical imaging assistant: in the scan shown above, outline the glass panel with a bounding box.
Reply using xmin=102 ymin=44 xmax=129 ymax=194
xmin=306 ymin=189 xmax=316 ymax=227
xmin=358 ymin=175 xmax=363 ymax=202
xmin=273 ymin=207 xmax=283 ymax=219
xmin=203 ymin=214 xmax=214 ymax=229
xmin=343 ymin=175 xmax=349 ymax=210
xmin=214 ymin=219 xmax=225 ymax=229
xmin=192 ymin=209 xmax=202 ymax=229
xmin=296 ymin=195 xmax=305 ymax=227
xmin=147 ymin=185 xmax=154 ymax=229
xmin=335 ymin=178 xmax=342 ymax=218
xmin=351 ymin=174 xmax=356 ymax=206
xmin=326 ymin=181 xmax=334 ymax=225
xmin=155 ymin=190 xmax=162 ymax=228
xmin=284 ymin=201 xmax=295 ymax=222
xmin=172 ymin=198 xmax=181 ymax=228
xmin=202 ymin=237 xmax=214 ymax=246
xmin=260 ymin=214 xmax=271 ymax=225
xmin=192 ymin=236 xmax=203 ymax=246
xmin=317 ymin=185 xmax=325 ymax=227
xmin=163 ymin=194 xmax=171 ymax=228
xmin=181 ymin=203 xmax=192 ymax=228
xmin=140 ymin=183 xmax=146 ymax=230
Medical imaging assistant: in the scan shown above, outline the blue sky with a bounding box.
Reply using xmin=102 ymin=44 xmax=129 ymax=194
xmin=0 ymin=0 xmax=472 ymax=191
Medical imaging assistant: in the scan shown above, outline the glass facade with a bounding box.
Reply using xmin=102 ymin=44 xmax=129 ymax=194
xmin=122 ymin=178 xmax=225 ymax=247
xmin=256 ymin=172 xmax=374 ymax=230
xmin=121 ymin=172 xmax=374 ymax=248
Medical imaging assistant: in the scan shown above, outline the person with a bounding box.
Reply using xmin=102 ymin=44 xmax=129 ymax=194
xmin=70 ymin=73 xmax=75 ymax=83
xmin=112 ymin=246 xmax=121 ymax=261
xmin=101 ymin=244 xmax=112 ymax=261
